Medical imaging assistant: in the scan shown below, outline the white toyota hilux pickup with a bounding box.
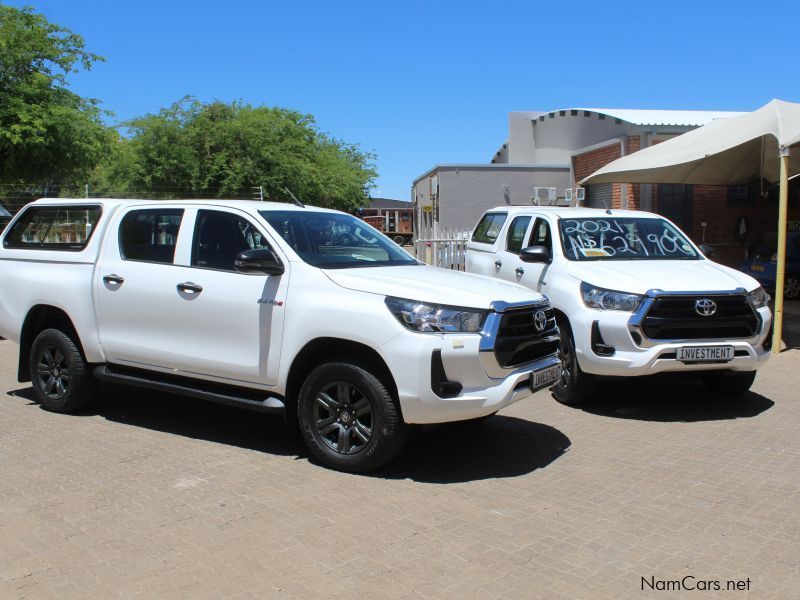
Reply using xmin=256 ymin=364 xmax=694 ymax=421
xmin=466 ymin=206 xmax=772 ymax=405
xmin=0 ymin=199 xmax=561 ymax=472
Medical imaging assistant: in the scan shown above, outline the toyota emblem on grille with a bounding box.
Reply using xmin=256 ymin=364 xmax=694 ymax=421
xmin=533 ymin=310 xmax=547 ymax=332
xmin=694 ymin=298 xmax=717 ymax=317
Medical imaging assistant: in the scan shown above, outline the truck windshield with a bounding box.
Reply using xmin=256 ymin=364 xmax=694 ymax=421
xmin=558 ymin=217 xmax=700 ymax=261
xmin=260 ymin=210 xmax=418 ymax=269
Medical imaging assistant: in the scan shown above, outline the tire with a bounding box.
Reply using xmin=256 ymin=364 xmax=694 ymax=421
xmin=552 ymin=319 xmax=597 ymax=406
xmin=29 ymin=328 xmax=95 ymax=413
xmin=785 ymin=277 xmax=800 ymax=300
xmin=339 ymin=234 xmax=353 ymax=246
xmin=702 ymin=370 xmax=757 ymax=396
xmin=298 ymin=362 xmax=408 ymax=472
xmin=393 ymin=235 xmax=405 ymax=245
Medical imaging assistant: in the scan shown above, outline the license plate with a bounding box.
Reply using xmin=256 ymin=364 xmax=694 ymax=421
xmin=530 ymin=364 xmax=561 ymax=390
xmin=677 ymin=345 xmax=734 ymax=362
xmin=750 ymin=265 xmax=765 ymax=272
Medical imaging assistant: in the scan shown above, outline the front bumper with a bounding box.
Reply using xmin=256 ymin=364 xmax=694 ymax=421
xmin=571 ymin=290 xmax=772 ymax=378
xmin=379 ymin=300 xmax=561 ymax=425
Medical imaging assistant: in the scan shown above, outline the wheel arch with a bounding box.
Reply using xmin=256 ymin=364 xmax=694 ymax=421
xmin=18 ymin=305 xmax=85 ymax=383
xmin=286 ymin=337 xmax=399 ymax=410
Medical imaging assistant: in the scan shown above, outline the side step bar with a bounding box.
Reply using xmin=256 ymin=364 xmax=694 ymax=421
xmin=93 ymin=365 xmax=285 ymax=415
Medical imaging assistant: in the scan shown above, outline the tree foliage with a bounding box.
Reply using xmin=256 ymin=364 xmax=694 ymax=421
xmin=0 ymin=5 xmax=110 ymax=185
xmin=95 ymin=98 xmax=377 ymax=211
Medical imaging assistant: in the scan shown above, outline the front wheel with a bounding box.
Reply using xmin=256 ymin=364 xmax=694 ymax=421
xmin=702 ymin=370 xmax=757 ymax=396
xmin=298 ymin=362 xmax=408 ymax=472
xmin=552 ymin=320 xmax=597 ymax=406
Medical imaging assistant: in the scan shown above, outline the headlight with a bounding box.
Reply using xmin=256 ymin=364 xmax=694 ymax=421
xmin=385 ymin=297 xmax=487 ymax=333
xmin=581 ymin=282 xmax=643 ymax=312
xmin=747 ymin=286 xmax=770 ymax=309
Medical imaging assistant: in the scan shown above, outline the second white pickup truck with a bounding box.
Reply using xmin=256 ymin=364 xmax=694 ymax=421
xmin=0 ymin=199 xmax=561 ymax=472
xmin=466 ymin=206 xmax=772 ymax=405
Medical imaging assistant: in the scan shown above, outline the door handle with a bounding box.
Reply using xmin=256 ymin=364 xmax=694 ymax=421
xmin=494 ymin=260 xmax=502 ymax=268
xmin=103 ymin=274 xmax=125 ymax=285
xmin=177 ymin=282 xmax=203 ymax=294
xmin=515 ymin=267 xmax=525 ymax=277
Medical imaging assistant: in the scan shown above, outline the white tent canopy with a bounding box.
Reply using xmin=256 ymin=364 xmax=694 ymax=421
xmin=582 ymin=99 xmax=800 ymax=185
xmin=581 ymin=99 xmax=800 ymax=353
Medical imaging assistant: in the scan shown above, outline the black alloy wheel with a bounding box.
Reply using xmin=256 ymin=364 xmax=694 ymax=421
xmin=298 ymin=362 xmax=408 ymax=472
xmin=29 ymin=328 xmax=95 ymax=412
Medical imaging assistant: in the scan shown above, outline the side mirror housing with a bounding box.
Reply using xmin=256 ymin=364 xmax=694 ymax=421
xmin=519 ymin=245 xmax=550 ymax=263
xmin=235 ymin=248 xmax=285 ymax=275
xmin=698 ymin=243 xmax=715 ymax=258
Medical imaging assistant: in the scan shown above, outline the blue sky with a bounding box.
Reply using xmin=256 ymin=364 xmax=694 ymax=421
xmin=7 ymin=0 xmax=799 ymax=199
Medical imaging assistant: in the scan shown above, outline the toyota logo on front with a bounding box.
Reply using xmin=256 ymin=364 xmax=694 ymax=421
xmin=694 ymin=298 xmax=717 ymax=317
xmin=533 ymin=310 xmax=547 ymax=332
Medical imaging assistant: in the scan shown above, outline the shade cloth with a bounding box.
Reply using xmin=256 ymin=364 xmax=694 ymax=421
xmin=582 ymin=99 xmax=800 ymax=186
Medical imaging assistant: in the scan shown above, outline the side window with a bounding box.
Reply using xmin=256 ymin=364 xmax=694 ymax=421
xmin=3 ymin=205 xmax=102 ymax=250
xmin=472 ymin=213 xmax=508 ymax=244
xmin=528 ymin=218 xmax=552 ymax=257
xmin=120 ymin=209 xmax=184 ymax=264
xmin=505 ymin=216 xmax=531 ymax=254
xmin=192 ymin=210 xmax=273 ymax=271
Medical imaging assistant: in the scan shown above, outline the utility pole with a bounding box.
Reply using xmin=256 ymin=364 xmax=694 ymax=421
xmin=252 ymin=186 xmax=264 ymax=201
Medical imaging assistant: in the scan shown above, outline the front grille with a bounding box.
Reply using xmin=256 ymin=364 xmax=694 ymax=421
xmin=494 ymin=306 xmax=559 ymax=367
xmin=641 ymin=295 xmax=757 ymax=340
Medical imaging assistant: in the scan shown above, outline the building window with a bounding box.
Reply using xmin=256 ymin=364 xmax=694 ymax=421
xmin=728 ymin=185 xmax=755 ymax=206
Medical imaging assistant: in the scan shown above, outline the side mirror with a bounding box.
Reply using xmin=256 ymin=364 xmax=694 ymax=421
xmin=235 ymin=248 xmax=285 ymax=275
xmin=698 ymin=243 xmax=715 ymax=258
xmin=519 ymin=245 xmax=550 ymax=263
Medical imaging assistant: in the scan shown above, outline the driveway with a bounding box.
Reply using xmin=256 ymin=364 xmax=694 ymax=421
xmin=0 ymin=341 xmax=797 ymax=599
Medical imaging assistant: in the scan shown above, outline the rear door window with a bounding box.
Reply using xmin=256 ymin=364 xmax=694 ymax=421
xmin=3 ymin=205 xmax=102 ymax=250
xmin=119 ymin=209 xmax=184 ymax=264
xmin=472 ymin=213 xmax=507 ymax=244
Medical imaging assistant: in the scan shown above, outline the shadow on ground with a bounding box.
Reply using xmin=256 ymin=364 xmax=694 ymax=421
xmin=570 ymin=375 xmax=774 ymax=422
xmin=9 ymin=384 xmax=571 ymax=483
xmin=10 ymin=383 xmax=305 ymax=458
xmin=377 ymin=417 xmax=571 ymax=484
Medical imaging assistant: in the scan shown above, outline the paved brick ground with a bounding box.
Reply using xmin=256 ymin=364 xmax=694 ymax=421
xmin=1 ymin=340 xmax=798 ymax=599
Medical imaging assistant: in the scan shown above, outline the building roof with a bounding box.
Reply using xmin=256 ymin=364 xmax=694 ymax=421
xmin=569 ymin=108 xmax=744 ymax=127
xmin=368 ymin=197 xmax=412 ymax=209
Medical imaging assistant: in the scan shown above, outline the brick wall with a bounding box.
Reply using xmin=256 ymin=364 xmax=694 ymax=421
xmin=690 ymin=184 xmax=800 ymax=267
xmin=573 ymin=138 xmax=642 ymax=210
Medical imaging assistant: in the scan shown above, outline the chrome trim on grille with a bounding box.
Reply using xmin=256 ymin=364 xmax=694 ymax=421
xmin=479 ymin=299 xmax=560 ymax=378
xmin=627 ymin=287 xmax=763 ymax=347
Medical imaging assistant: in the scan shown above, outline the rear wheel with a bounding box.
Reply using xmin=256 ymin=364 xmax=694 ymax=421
xmin=393 ymin=235 xmax=406 ymax=245
xmin=702 ymin=370 xmax=756 ymax=396
xmin=339 ymin=234 xmax=353 ymax=246
xmin=552 ymin=319 xmax=597 ymax=406
xmin=298 ymin=362 xmax=408 ymax=472
xmin=29 ymin=328 xmax=95 ymax=413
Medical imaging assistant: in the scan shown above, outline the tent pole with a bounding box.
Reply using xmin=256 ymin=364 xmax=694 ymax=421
xmin=772 ymin=147 xmax=791 ymax=353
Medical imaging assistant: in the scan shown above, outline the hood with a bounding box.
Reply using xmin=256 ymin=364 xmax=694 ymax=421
xmin=323 ymin=265 xmax=544 ymax=309
xmin=565 ymin=259 xmax=760 ymax=294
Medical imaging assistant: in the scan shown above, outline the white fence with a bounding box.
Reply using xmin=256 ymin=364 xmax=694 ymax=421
xmin=413 ymin=223 xmax=471 ymax=271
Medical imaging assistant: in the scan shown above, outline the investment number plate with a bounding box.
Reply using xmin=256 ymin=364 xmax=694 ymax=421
xmin=530 ymin=364 xmax=561 ymax=391
xmin=677 ymin=345 xmax=734 ymax=362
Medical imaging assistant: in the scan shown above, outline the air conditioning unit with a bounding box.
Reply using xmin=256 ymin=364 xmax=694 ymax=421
xmin=576 ymin=187 xmax=586 ymax=203
xmin=532 ymin=187 xmax=557 ymax=205
xmin=564 ymin=188 xmax=573 ymax=204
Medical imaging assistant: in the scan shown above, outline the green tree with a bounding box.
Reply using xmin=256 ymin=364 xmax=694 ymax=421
xmin=96 ymin=98 xmax=376 ymax=211
xmin=0 ymin=5 xmax=110 ymax=186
